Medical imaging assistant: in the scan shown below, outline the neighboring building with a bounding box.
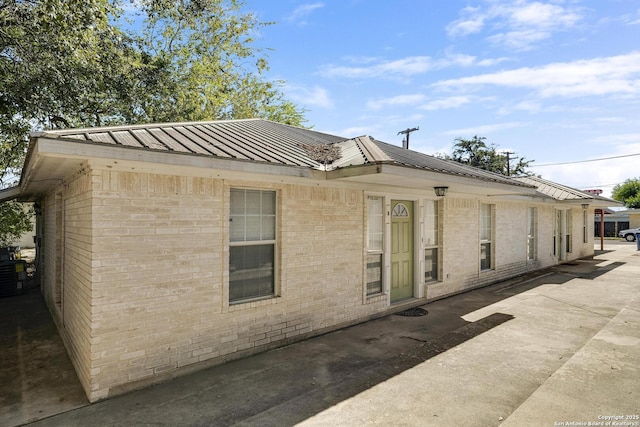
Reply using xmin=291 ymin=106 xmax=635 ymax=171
xmin=0 ymin=119 xmax=617 ymax=402
xmin=594 ymin=209 xmax=628 ymax=237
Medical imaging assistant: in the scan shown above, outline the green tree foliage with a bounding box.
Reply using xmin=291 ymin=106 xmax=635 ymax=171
xmin=1 ymin=0 xmax=306 ymax=237
xmin=447 ymin=136 xmax=533 ymax=176
xmin=0 ymin=202 xmax=32 ymax=246
xmin=612 ymin=178 xmax=640 ymax=209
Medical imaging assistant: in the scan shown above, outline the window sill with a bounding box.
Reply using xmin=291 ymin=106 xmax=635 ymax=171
xmin=227 ymin=295 xmax=279 ymax=312
xmin=366 ymin=291 xmax=384 ymax=298
xmin=365 ymin=293 xmax=386 ymax=304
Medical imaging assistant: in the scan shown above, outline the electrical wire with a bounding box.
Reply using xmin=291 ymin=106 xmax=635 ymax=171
xmin=531 ymin=153 xmax=640 ymax=167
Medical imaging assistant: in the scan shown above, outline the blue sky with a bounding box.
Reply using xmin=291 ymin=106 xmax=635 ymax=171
xmin=247 ymin=0 xmax=640 ymax=197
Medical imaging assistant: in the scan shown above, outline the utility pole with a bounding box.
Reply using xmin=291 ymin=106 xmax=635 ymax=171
xmin=504 ymin=151 xmax=515 ymax=176
xmin=398 ymin=127 xmax=419 ymax=149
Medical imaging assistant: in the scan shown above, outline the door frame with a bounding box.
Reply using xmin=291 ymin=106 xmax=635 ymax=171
xmin=390 ymin=200 xmax=414 ymax=303
xmin=385 ymin=196 xmax=422 ymax=304
xmin=555 ymin=208 xmax=568 ymax=261
xmin=366 ymin=193 xmax=425 ymax=305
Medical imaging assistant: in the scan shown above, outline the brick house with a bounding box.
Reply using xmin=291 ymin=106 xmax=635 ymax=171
xmin=1 ymin=119 xmax=614 ymax=401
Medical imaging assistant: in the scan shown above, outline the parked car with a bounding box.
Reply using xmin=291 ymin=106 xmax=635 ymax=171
xmin=618 ymin=227 xmax=640 ymax=242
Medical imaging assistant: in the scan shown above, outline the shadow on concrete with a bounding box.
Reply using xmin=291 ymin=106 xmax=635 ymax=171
xmin=594 ymin=250 xmax=615 ymax=256
xmin=16 ymin=255 xmax=627 ymax=427
xmin=0 ymin=291 xmax=88 ymax=427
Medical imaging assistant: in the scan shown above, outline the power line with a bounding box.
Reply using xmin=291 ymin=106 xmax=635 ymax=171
xmin=531 ymin=152 xmax=640 ymax=167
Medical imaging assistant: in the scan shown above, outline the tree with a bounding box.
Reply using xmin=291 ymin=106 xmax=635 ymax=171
xmin=612 ymin=178 xmax=640 ymax=209
xmin=1 ymin=0 xmax=306 ymax=239
xmin=0 ymin=202 xmax=33 ymax=247
xmin=446 ymin=136 xmax=533 ymax=176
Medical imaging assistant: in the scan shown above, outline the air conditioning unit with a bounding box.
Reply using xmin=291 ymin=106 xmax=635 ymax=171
xmin=0 ymin=260 xmax=28 ymax=297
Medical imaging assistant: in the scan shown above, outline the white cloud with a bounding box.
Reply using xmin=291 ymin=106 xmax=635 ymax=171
xmin=420 ymin=96 xmax=474 ymax=111
xmin=443 ymin=122 xmax=528 ymax=137
xmin=507 ymin=1 xmax=581 ymax=28
xmin=284 ymin=84 xmax=333 ymax=108
xmin=532 ymin=139 xmax=640 ymax=198
xmin=487 ymin=29 xmax=550 ymax=51
xmin=320 ymin=56 xmax=433 ymax=79
xmin=590 ymin=134 xmax=640 ymax=145
xmin=446 ymin=6 xmax=486 ymax=36
xmin=366 ymin=94 xmax=426 ymax=110
xmin=319 ymin=53 xmax=504 ymax=80
xmin=285 ymin=2 xmax=324 ymax=24
xmin=434 ymin=52 xmax=640 ymax=99
xmin=338 ymin=126 xmax=375 ymax=137
xmin=447 ymin=1 xmax=583 ymax=50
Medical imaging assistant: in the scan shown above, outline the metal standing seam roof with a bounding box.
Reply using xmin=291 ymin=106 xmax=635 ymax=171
xmin=370 ymin=138 xmax=531 ymax=187
xmin=41 ymin=119 xmax=346 ymax=169
xmin=34 ymin=118 xmax=532 ymax=188
xmin=513 ymin=176 xmax=594 ymax=200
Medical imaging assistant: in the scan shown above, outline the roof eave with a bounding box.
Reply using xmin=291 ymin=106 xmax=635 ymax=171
xmin=18 ymin=136 xmax=326 ymax=200
xmin=0 ymin=185 xmax=22 ymax=203
xmin=326 ymin=162 xmax=538 ymax=196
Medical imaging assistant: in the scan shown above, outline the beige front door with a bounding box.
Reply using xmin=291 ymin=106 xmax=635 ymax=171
xmin=391 ymin=200 xmax=414 ymax=302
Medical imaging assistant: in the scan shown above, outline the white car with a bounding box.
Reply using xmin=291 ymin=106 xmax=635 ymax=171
xmin=619 ymin=227 xmax=640 ymax=242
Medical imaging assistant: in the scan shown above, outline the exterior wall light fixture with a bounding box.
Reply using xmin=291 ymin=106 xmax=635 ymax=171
xmin=581 ymin=203 xmax=589 ymax=210
xmin=434 ymin=186 xmax=448 ymax=197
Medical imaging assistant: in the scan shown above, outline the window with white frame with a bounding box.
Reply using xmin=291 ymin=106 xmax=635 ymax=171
xmin=229 ymin=189 xmax=276 ymax=303
xmin=424 ymin=200 xmax=439 ymax=282
xmin=527 ymin=207 xmax=537 ymax=261
xmin=583 ymin=210 xmax=588 ymax=243
xmin=366 ymin=196 xmax=384 ymax=295
xmin=480 ymin=204 xmax=493 ymax=271
xmin=566 ymin=210 xmax=573 ymax=253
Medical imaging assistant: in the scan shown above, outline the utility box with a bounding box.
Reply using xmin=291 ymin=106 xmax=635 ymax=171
xmin=0 ymin=260 xmax=28 ymax=297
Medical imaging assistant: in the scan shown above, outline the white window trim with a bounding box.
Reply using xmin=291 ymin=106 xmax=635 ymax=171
xmin=480 ymin=203 xmax=494 ymax=272
xmin=527 ymin=207 xmax=537 ymax=262
xmin=228 ymin=188 xmax=278 ymax=305
xmin=366 ymin=195 xmax=384 ymax=297
xmin=423 ymin=199 xmax=440 ymax=283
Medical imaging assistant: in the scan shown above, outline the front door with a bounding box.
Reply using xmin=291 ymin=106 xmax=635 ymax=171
xmin=391 ymin=200 xmax=414 ymax=302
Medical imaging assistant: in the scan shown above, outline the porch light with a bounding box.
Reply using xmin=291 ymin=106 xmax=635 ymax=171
xmin=434 ymin=186 xmax=448 ymax=197
xmin=581 ymin=203 xmax=589 ymax=210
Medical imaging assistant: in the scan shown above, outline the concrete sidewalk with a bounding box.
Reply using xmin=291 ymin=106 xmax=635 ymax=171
xmin=6 ymin=242 xmax=640 ymax=426
xmin=303 ymin=244 xmax=640 ymax=426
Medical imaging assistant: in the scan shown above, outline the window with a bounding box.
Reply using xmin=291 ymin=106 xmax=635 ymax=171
xmin=480 ymin=204 xmax=493 ymax=270
xmin=392 ymin=203 xmax=409 ymax=217
xmin=424 ymin=200 xmax=439 ymax=282
xmin=229 ymin=189 xmax=276 ymax=303
xmin=583 ymin=211 xmax=588 ymax=243
xmin=566 ymin=210 xmax=573 ymax=253
xmin=366 ymin=196 xmax=384 ymax=295
xmin=527 ymin=207 xmax=537 ymax=261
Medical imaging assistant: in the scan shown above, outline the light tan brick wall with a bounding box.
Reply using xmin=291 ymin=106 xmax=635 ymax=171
xmin=85 ymin=169 xmax=385 ymax=401
xmin=40 ymin=171 xmax=94 ymax=397
xmin=570 ymin=207 xmax=595 ymax=259
xmin=428 ymin=198 xmax=562 ymax=300
xmin=41 ymin=165 xmax=597 ymax=401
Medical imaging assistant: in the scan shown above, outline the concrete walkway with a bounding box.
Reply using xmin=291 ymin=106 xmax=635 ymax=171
xmin=303 ymin=244 xmax=640 ymax=426
xmin=3 ymin=242 xmax=639 ymax=426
